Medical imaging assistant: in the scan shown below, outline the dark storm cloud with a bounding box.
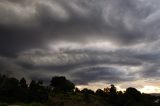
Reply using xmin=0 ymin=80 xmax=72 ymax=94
xmin=135 ymin=52 xmax=160 ymax=64
xmin=12 ymin=48 xmax=142 ymax=84
xmin=71 ymin=66 xmax=135 ymax=85
xmin=16 ymin=48 xmax=142 ymax=71
xmin=0 ymin=0 xmax=160 ymax=86
xmin=33 ymin=0 xmax=157 ymax=45
xmin=0 ymin=56 xmax=28 ymax=79
xmin=0 ymin=0 xmax=157 ymax=55
xmin=0 ymin=26 xmax=44 ymax=57
xmin=140 ymin=64 xmax=160 ymax=79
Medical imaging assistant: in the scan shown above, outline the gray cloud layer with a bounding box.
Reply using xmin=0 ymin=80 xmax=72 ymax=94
xmin=0 ymin=0 xmax=160 ymax=89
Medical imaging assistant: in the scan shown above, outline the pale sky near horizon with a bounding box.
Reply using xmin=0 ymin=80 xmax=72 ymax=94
xmin=0 ymin=0 xmax=160 ymax=93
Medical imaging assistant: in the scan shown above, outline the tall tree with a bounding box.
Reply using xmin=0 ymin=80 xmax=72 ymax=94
xmin=18 ymin=78 xmax=28 ymax=102
xmin=108 ymin=84 xmax=118 ymax=104
xmin=19 ymin=78 xmax=27 ymax=88
xmin=29 ymin=80 xmax=48 ymax=103
xmin=125 ymin=87 xmax=142 ymax=101
xmin=50 ymin=76 xmax=75 ymax=92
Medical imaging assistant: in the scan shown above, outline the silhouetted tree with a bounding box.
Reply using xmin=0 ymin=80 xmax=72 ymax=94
xmin=0 ymin=74 xmax=160 ymax=106
xmin=28 ymin=80 xmax=48 ymax=102
xmin=75 ymin=87 xmax=80 ymax=93
xmin=0 ymin=77 xmax=19 ymax=102
xmin=0 ymin=75 xmax=50 ymax=103
xmin=81 ymin=88 xmax=94 ymax=103
xmin=0 ymin=75 xmax=7 ymax=102
xmin=125 ymin=87 xmax=142 ymax=101
xmin=18 ymin=78 xmax=28 ymax=102
xmin=81 ymin=88 xmax=94 ymax=95
xmin=50 ymin=76 xmax=75 ymax=92
xmin=104 ymin=87 xmax=110 ymax=94
xmin=108 ymin=84 xmax=118 ymax=105
xmin=123 ymin=87 xmax=142 ymax=106
xmin=116 ymin=91 xmax=125 ymax=106
xmin=95 ymin=89 xmax=107 ymax=97
xmin=19 ymin=78 xmax=27 ymax=88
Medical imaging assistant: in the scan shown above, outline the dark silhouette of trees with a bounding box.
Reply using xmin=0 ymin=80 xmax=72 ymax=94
xmin=108 ymin=84 xmax=118 ymax=104
xmin=0 ymin=77 xmax=19 ymax=102
xmin=75 ymin=87 xmax=80 ymax=93
xmin=0 ymin=74 xmax=160 ymax=106
xmin=95 ymin=89 xmax=107 ymax=97
xmin=109 ymin=84 xmax=117 ymax=96
xmin=19 ymin=78 xmax=27 ymax=88
xmin=81 ymin=88 xmax=94 ymax=103
xmin=125 ymin=87 xmax=142 ymax=101
xmin=18 ymin=78 xmax=28 ymax=102
xmin=81 ymin=88 xmax=95 ymax=95
xmin=28 ymin=80 xmax=48 ymax=102
xmin=50 ymin=76 xmax=75 ymax=92
xmin=0 ymin=74 xmax=48 ymax=103
xmin=104 ymin=87 xmax=110 ymax=94
xmin=122 ymin=87 xmax=142 ymax=106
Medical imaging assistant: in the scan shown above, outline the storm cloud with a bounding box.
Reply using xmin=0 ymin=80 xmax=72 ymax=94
xmin=0 ymin=0 xmax=160 ymax=91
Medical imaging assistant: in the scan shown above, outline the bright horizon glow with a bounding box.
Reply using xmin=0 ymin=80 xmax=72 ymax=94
xmin=76 ymin=84 xmax=160 ymax=93
xmin=140 ymin=86 xmax=160 ymax=93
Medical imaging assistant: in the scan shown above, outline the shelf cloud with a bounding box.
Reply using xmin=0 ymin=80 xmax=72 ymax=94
xmin=0 ymin=0 xmax=160 ymax=91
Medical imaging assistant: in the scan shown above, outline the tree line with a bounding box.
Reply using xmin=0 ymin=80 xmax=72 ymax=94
xmin=0 ymin=75 xmax=76 ymax=103
xmin=0 ymin=74 xmax=160 ymax=106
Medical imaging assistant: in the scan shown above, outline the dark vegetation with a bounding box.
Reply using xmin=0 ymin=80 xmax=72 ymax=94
xmin=0 ymin=74 xmax=160 ymax=106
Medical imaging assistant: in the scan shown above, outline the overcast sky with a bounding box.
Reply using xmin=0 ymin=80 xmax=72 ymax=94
xmin=0 ymin=0 xmax=160 ymax=93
